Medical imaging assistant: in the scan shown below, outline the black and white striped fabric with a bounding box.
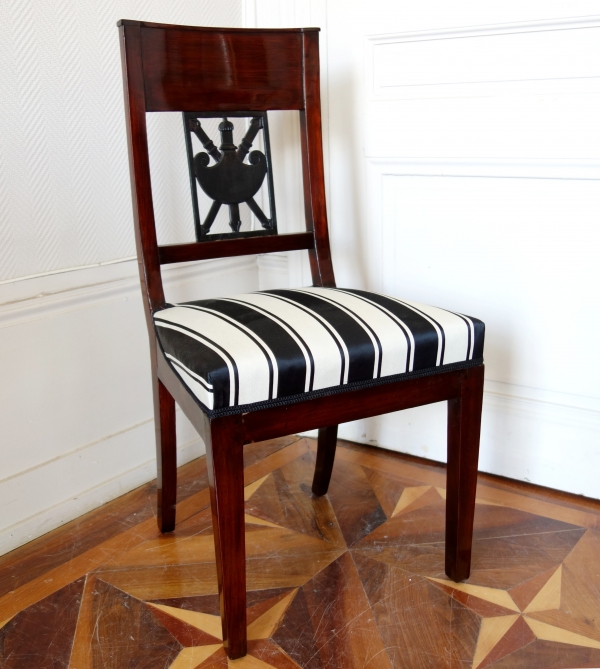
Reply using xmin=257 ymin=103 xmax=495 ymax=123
xmin=154 ymin=287 xmax=484 ymax=416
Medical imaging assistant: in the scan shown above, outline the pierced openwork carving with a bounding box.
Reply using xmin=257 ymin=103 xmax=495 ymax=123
xmin=183 ymin=112 xmax=277 ymax=241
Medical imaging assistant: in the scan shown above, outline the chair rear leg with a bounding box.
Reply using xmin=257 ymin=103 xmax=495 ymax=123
xmin=312 ymin=425 xmax=339 ymax=496
xmin=445 ymin=365 xmax=484 ymax=582
xmin=154 ymin=377 xmax=177 ymax=533
xmin=207 ymin=416 xmax=247 ymax=660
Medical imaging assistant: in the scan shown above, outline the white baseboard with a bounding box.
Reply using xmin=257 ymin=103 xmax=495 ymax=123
xmin=483 ymin=379 xmax=600 ymax=431
xmin=478 ymin=380 xmax=600 ymax=497
xmin=0 ymin=413 xmax=205 ymax=557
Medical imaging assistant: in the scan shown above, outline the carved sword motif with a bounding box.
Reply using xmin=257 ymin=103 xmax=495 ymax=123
xmin=189 ymin=117 xmax=271 ymax=234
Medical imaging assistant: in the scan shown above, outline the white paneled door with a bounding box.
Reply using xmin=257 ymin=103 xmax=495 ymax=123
xmin=321 ymin=0 xmax=600 ymax=497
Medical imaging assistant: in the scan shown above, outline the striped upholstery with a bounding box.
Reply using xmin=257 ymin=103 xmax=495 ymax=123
xmin=154 ymin=287 xmax=484 ymax=416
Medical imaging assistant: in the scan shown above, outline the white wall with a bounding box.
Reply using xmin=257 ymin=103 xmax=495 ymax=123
xmin=249 ymin=0 xmax=600 ymax=500
xmin=1 ymin=0 xmax=599 ymax=557
xmin=0 ymin=0 xmax=250 ymax=556
xmin=243 ymin=0 xmax=330 ymax=290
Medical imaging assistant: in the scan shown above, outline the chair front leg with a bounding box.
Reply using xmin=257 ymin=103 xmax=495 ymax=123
xmin=445 ymin=364 xmax=485 ymax=582
xmin=154 ymin=376 xmax=177 ymax=533
xmin=206 ymin=415 xmax=247 ymax=660
xmin=311 ymin=425 xmax=339 ymax=496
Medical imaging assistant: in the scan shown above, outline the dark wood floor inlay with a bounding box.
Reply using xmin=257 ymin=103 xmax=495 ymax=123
xmin=0 ymin=577 xmax=84 ymax=669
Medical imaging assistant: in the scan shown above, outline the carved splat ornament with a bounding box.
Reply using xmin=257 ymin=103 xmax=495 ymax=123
xmin=183 ymin=112 xmax=277 ymax=240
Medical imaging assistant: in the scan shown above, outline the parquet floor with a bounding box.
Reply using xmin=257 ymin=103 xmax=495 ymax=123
xmin=1 ymin=436 xmax=600 ymax=668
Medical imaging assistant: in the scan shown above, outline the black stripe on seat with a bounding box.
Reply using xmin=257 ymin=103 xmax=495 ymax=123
xmin=391 ymin=296 xmax=446 ymax=365
xmin=154 ymin=319 xmax=236 ymax=408
xmin=183 ymin=298 xmax=308 ymax=397
xmin=177 ymin=305 xmax=276 ymax=401
xmin=332 ymin=288 xmax=412 ymax=374
xmin=297 ymin=288 xmax=384 ymax=378
xmin=223 ymin=297 xmax=317 ymax=393
xmin=343 ymin=289 xmax=440 ymax=370
xmin=470 ymin=317 xmax=485 ymax=359
xmin=168 ymin=356 xmax=213 ymax=391
xmin=266 ymin=289 xmax=376 ymax=384
xmin=260 ymin=292 xmax=347 ymax=385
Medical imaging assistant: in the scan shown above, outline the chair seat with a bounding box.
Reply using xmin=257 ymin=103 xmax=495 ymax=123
xmin=154 ymin=287 xmax=484 ymax=416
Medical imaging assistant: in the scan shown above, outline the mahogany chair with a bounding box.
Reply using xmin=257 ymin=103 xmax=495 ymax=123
xmin=118 ymin=20 xmax=485 ymax=660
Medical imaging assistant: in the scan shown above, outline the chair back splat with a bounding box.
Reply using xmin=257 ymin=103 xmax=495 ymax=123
xmin=118 ymin=21 xmax=335 ymax=322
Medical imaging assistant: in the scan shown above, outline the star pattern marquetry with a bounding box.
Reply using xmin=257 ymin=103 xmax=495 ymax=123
xmin=1 ymin=437 xmax=600 ymax=669
xmin=153 ymin=587 xmax=300 ymax=668
xmin=427 ymin=561 xmax=600 ymax=669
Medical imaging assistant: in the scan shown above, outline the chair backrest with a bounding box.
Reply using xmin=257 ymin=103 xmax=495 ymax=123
xmin=118 ymin=21 xmax=335 ymax=326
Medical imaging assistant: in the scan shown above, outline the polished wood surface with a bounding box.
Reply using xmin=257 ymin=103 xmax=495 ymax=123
xmin=120 ymin=22 xmax=165 ymax=318
xmin=138 ymin=25 xmax=306 ymax=112
xmin=300 ymin=30 xmax=336 ymax=288
xmin=1 ymin=436 xmax=600 ymax=668
xmin=205 ymin=416 xmax=247 ymax=658
xmin=158 ymin=231 xmax=314 ymax=265
xmin=311 ymin=425 xmax=338 ymax=496
xmin=238 ymin=366 xmax=467 ymax=443
xmin=119 ymin=20 xmax=485 ymax=658
xmin=155 ymin=378 xmax=177 ymax=533
xmin=446 ymin=364 xmax=485 ymax=581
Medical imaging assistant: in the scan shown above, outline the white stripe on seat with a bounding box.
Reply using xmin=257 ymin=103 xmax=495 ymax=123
xmin=221 ymin=297 xmax=314 ymax=392
xmin=156 ymin=308 xmax=270 ymax=406
xmin=392 ymin=297 xmax=470 ymax=365
xmin=460 ymin=313 xmax=476 ymax=360
xmin=178 ymin=304 xmax=279 ymax=399
xmin=230 ymin=292 xmax=345 ymax=389
xmin=332 ymin=288 xmax=415 ymax=372
xmin=376 ymin=294 xmax=446 ymax=366
xmin=295 ymin=288 xmax=382 ymax=378
xmin=155 ymin=320 xmax=235 ymax=406
xmin=167 ymin=356 xmax=215 ymax=410
xmin=256 ymin=292 xmax=351 ymax=385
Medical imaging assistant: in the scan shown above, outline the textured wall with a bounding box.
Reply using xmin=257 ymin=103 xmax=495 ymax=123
xmin=0 ymin=0 xmax=248 ymax=556
xmin=0 ymin=0 xmax=241 ymax=282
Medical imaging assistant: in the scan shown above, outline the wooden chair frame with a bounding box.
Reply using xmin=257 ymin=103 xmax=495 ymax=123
xmin=118 ymin=20 xmax=484 ymax=660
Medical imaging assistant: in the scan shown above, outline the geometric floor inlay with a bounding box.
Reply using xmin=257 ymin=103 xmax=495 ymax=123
xmin=1 ymin=436 xmax=600 ymax=668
